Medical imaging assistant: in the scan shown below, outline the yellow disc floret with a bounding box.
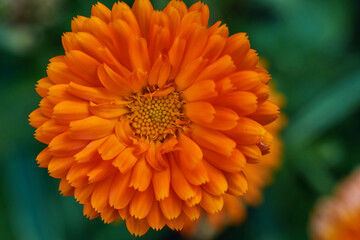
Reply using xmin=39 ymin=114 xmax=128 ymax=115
xmin=126 ymin=90 xmax=188 ymax=141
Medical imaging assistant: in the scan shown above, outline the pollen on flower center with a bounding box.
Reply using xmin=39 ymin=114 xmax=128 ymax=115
xmin=125 ymin=90 xmax=188 ymax=141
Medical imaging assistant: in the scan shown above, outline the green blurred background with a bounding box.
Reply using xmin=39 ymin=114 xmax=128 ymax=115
xmin=0 ymin=0 xmax=359 ymax=239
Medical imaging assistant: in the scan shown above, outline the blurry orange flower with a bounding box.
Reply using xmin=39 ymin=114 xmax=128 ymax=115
xmin=182 ymin=86 xmax=285 ymax=237
xmin=310 ymin=168 xmax=360 ymax=240
xmin=29 ymin=0 xmax=279 ymax=236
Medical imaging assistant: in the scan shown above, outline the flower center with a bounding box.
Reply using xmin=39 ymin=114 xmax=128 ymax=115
xmin=125 ymin=90 xmax=188 ymax=141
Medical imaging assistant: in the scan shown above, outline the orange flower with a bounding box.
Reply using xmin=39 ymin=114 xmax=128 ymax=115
xmin=310 ymin=168 xmax=360 ymax=240
xmin=182 ymin=87 xmax=285 ymax=236
xmin=28 ymin=0 xmax=279 ymax=236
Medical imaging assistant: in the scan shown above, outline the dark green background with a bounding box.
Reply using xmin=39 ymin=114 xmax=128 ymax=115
xmin=1 ymin=0 xmax=359 ymax=239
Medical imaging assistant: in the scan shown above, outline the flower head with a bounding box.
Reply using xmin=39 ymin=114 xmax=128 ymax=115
xmin=29 ymin=0 xmax=279 ymax=236
xmin=310 ymin=168 xmax=360 ymax=240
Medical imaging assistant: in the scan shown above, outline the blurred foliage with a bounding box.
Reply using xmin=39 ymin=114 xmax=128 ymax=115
xmin=0 ymin=0 xmax=359 ymax=239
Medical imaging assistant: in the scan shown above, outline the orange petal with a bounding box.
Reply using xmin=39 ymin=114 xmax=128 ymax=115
xmin=47 ymin=84 xmax=80 ymax=105
xmin=66 ymin=161 xmax=97 ymax=187
xmin=230 ymin=70 xmax=261 ymax=90
xmin=237 ymin=145 xmax=262 ymax=163
xmin=129 ymin=37 xmax=151 ymax=71
xmin=148 ymin=54 xmax=171 ymax=88
xmin=185 ymin=186 xmax=202 ymax=207
xmin=100 ymin=207 xmax=119 ymax=223
xmin=224 ymin=117 xmax=266 ymax=145
xmin=91 ymin=175 xmax=114 ymax=212
xmin=170 ymin=156 xmax=196 ymax=200
xmin=174 ymin=56 xmax=208 ymax=90
xmin=36 ymin=147 xmax=52 ymax=168
xmin=112 ymin=146 xmax=138 ymax=173
xmin=203 ymin=148 xmax=246 ymax=173
xmin=202 ymin=161 xmax=228 ymax=195
xmin=146 ymin=141 xmax=166 ymax=171
xmin=98 ymin=134 xmax=125 ymax=160
xmin=35 ymin=119 xmax=68 ymax=144
xmin=35 ymin=77 xmax=53 ymax=97
xmin=132 ymin=0 xmax=153 ymax=38
xmin=109 ymin=171 xmax=135 ymax=209
xmin=164 ymin=0 xmax=188 ymax=19
xmin=48 ymin=132 xmax=89 ymax=157
xmin=87 ymin=160 xmax=116 ymax=183
xmin=48 ymin=157 xmax=74 ymax=179
xmin=166 ymin=212 xmax=186 ymax=231
xmin=196 ymin=55 xmax=236 ymax=82
xmin=159 ymin=188 xmax=182 ymax=220
xmin=225 ymin=171 xmax=248 ymax=196
xmin=71 ymin=16 xmax=88 ymax=32
xmin=180 ymin=24 xmax=208 ymax=67
xmin=129 ymin=187 xmax=154 ymax=219
xmin=177 ymin=133 xmax=203 ymax=169
xmin=214 ymin=91 xmax=257 ymax=115
xmin=53 ymin=100 xmax=90 ymax=123
xmin=70 ymin=116 xmax=118 ymax=140
xmin=184 ymin=101 xmax=215 ymax=124
xmin=112 ymin=2 xmax=141 ymax=36
xmin=180 ymin=159 xmax=209 ymax=185
xmin=153 ymin=167 xmax=170 ymax=200
xmin=59 ymin=178 xmax=74 ymax=196
xmin=200 ymin=106 xmax=239 ymax=131
xmin=91 ymin=2 xmax=111 ymax=22
xmin=168 ymin=37 xmax=186 ymax=79
xmin=129 ymin=155 xmax=153 ymax=191
xmin=215 ymin=77 xmax=234 ymax=95
xmin=208 ymin=21 xmax=229 ymax=38
xmin=68 ymin=82 xmax=121 ymax=103
xmin=202 ymin=34 xmax=226 ymax=63
xmin=222 ymin=33 xmax=250 ymax=67
xmin=64 ymin=50 xmax=101 ymax=86
xmin=89 ymin=101 xmax=129 ymax=119
xmin=115 ymin=120 xmax=136 ymax=146
xmin=47 ymin=61 xmax=90 ymax=86
xmin=29 ymin=109 xmax=48 ymax=128
xmin=74 ymin=137 xmax=107 ymax=163
xmin=251 ymin=83 xmax=270 ymax=103
xmin=237 ymin=49 xmax=259 ymax=70
xmin=126 ymin=217 xmax=150 ymax=237
xmin=148 ymin=11 xmax=171 ymax=62
xmin=83 ymin=203 xmax=99 ymax=220
xmin=109 ymin=20 xmax=133 ymax=68
xmin=182 ymin=80 xmax=217 ymax=102
xmin=128 ymin=68 xmax=148 ymax=93
xmin=248 ymin=100 xmax=279 ymax=125
xmin=39 ymin=98 xmax=54 ymax=118
xmin=183 ymin=204 xmax=200 ymax=220
xmin=189 ymin=2 xmax=209 ymax=26
xmin=97 ymin=64 xmax=132 ymax=96
xmin=70 ymin=32 xmax=106 ymax=62
xmin=146 ymin=200 xmax=166 ymax=230
xmin=191 ymin=124 xmax=236 ymax=157
xmin=74 ymin=183 xmax=96 ymax=204
xmin=200 ymin=191 xmax=224 ymax=214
